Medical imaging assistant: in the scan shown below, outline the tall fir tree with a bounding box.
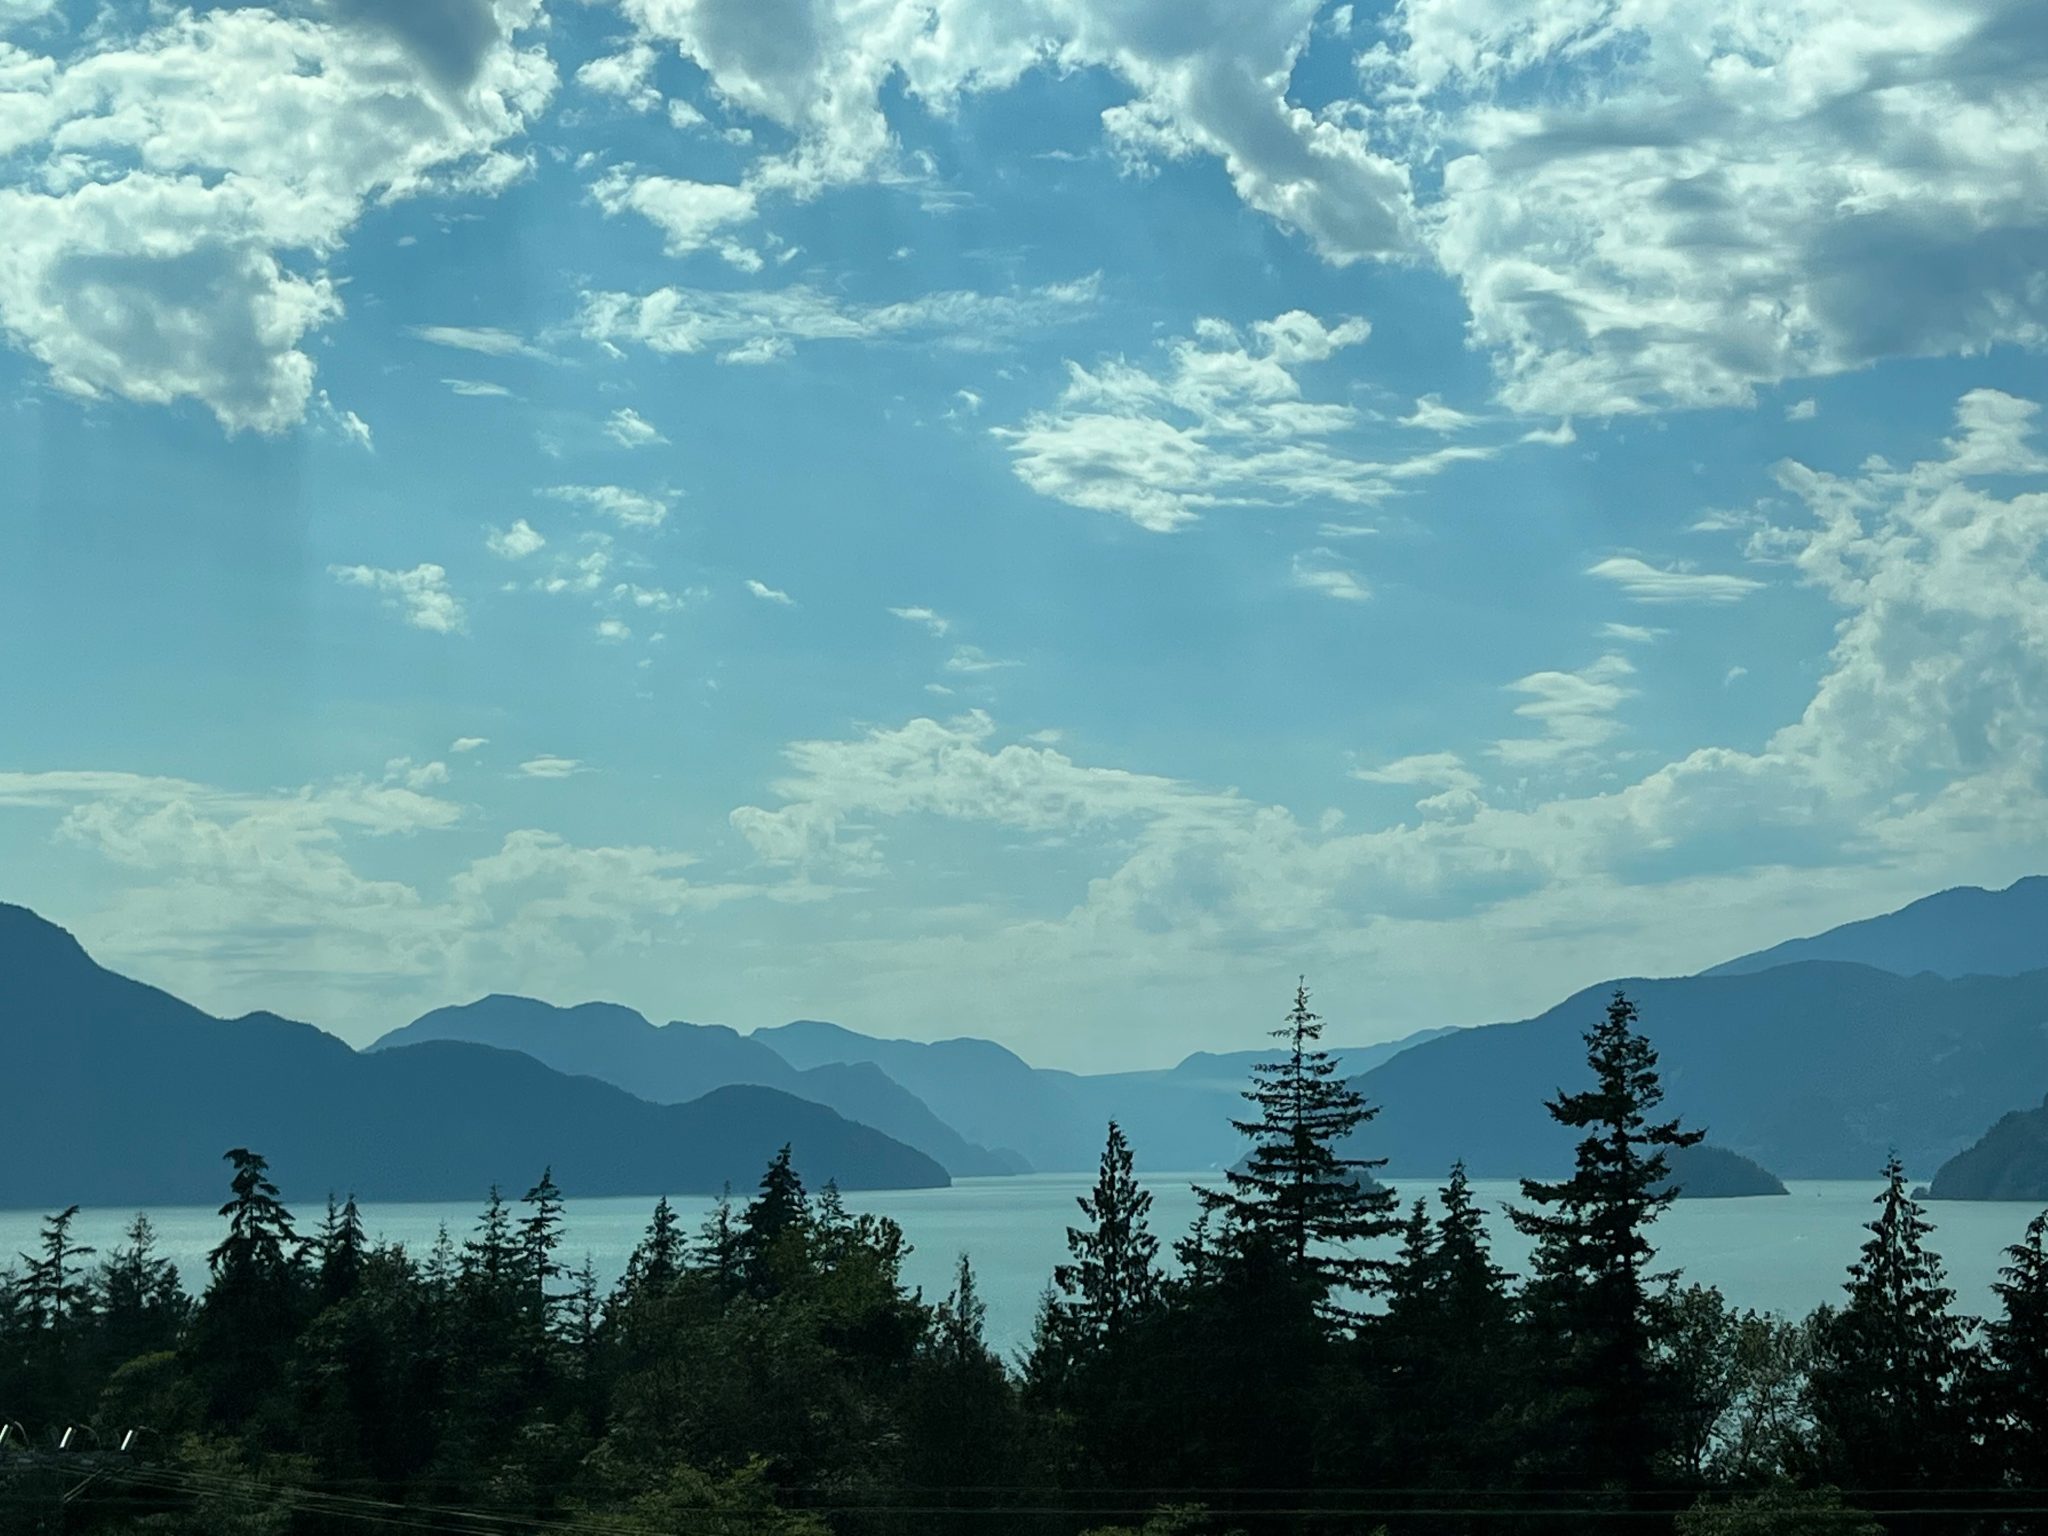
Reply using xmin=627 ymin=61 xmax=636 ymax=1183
xmin=518 ymin=1167 xmax=567 ymax=1324
xmin=18 ymin=1205 xmax=94 ymax=1333
xmin=1052 ymin=1121 xmax=1160 ymax=1348
xmin=619 ymin=1195 xmax=686 ymax=1301
xmin=741 ymin=1145 xmax=811 ymax=1294
xmin=1806 ymin=1155 xmax=1978 ymax=1504
xmin=1511 ymin=990 xmax=1704 ymax=1500
xmin=1194 ymin=979 xmax=1397 ymax=1313
xmin=194 ymin=1147 xmax=306 ymax=1424
xmin=208 ymin=1148 xmax=303 ymax=1285
xmin=96 ymin=1213 xmax=186 ymax=1365
xmin=1984 ymin=1210 xmax=2048 ymax=1499
xmin=316 ymin=1193 xmax=368 ymax=1305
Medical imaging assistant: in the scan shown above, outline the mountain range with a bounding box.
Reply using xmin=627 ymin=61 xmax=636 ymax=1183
xmin=0 ymin=904 xmax=946 ymax=1208
xmin=9 ymin=873 xmax=2048 ymax=1208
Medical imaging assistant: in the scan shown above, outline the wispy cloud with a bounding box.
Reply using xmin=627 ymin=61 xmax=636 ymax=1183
xmin=746 ymin=579 xmax=795 ymax=606
xmin=409 ymin=325 xmax=547 ymax=360
xmin=1587 ymin=557 xmax=1763 ymax=605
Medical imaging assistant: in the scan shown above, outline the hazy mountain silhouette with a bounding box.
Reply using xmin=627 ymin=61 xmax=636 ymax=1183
xmin=753 ymin=1020 xmax=1101 ymax=1171
xmin=1929 ymin=1094 xmax=2048 ymax=1201
xmin=1345 ymin=962 xmax=2048 ymax=1182
xmin=749 ymin=1019 xmax=1450 ymax=1172
xmin=0 ymin=903 xmax=947 ymax=1209
xmin=1704 ymin=876 xmax=2048 ymax=979
xmin=373 ymin=995 xmax=1025 ymax=1176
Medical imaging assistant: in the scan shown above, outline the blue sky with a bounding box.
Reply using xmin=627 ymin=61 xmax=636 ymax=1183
xmin=3 ymin=0 xmax=2046 ymax=1068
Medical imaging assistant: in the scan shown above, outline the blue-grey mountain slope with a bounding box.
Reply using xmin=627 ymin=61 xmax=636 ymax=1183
xmin=373 ymin=996 xmax=1024 ymax=1176
xmin=751 ymin=1019 xmax=1449 ymax=1172
xmin=0 ymin=903 xmax=946 ymax=1209
xmin=1705 ymin=875 xmax=2048 ymax=979
xmin=1344 ymin=962 xmax=2048 ymax=1183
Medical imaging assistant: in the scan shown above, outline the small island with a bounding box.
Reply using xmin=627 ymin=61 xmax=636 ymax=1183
xmin=1658 ymin=1142 xmax=1789 ymax=1198
xmin=1928 ymin=1094 xmax=2048 ymax=1201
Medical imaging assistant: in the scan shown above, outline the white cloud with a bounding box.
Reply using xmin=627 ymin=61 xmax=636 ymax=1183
xmin=1787 ymin=399 xmax=1819 ymax=423
xmin=581 ymin=275 xmax=1099 ymax=363
xmin=1492 ymin=653 xmax=1635 ymax=766
xmin=746 ymin=578 xmax=794 ymax=605
xmin=1290 ymin=548 xmax=1370 ymax=602
xmin=889 ymin=605 xmax=952 ymax=636
xmin=595 ymin=617 xmax=633 ymax=642
xmin=0 ymin=5 xmax=555 ymax=432
xmin=1354 ymin=752 xmax=1480 ymax=793
xmin=330 ymin=563 xmax=467 ymax=634
xmin=411 ymin=325 xmax=547 ymax=360
xmin=1401 ymin=394 xmax=1478 ymax=433
xmin=997 ymin=310 xmax=1377 ymax=532
xmin=486 ymin=519 xmax=546 ymax=560
xmin=1725 ymin=666 xmax=1749 ymax=686
xmin=619 ymin=0 xmax=1416 ymax=264
xmin=1384 ymin=0 xmax=2048 ymax=414
xmin=443 ymin=378 xmax=515 ymax=398
xmin=541 ymin=484 xmax=673 ymax=528
xmin=1588 ymin=557 xmax=1765 ymax=605
xmin=519 ymin=755 xmax=584 ymax=778
xmin=450 ymin=736 xmax=490 ymax=753
xmin=0 ymin=763 xmax=753 ymax=1041
xmin=576 ymin=43 xmax=662 ymax=113
xmin=1599 ymin=622 xmax=1666 ymax=645
xmin=590 ymin=166 xmax=759 ymax=256
xmin=604 ymin=406 xmax=668 ymax=447
xmin=945 ymin=645 xmax=1019 ymax=674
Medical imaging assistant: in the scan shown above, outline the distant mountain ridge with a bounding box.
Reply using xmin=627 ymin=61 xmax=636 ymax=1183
xmin=374 ymin=996 xmax=1025 ymax=1177
xmin=1705 ymin=876 xmax=2048 ymax=979
xmin=0 ymin=904 xmax=947 ymax=1209
xmin=1345 ymin=961 xmax=2048 ymax=1183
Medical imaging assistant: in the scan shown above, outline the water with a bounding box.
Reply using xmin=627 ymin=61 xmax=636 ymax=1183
xmin=6 ymin=1176 xmax=2043 ymax=1360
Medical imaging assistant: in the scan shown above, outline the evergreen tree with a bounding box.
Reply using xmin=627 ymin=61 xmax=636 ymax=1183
xmin=19 ymin=1205 xmax=95 ymax=1332
xmin=96 ymin=1214 xmax=186 ymax=1365
xmin=518 ymin=1167 xmax=567 ymax=1322
xmin=1194 ymin=979 xmax=1397 ymax=1313
xmin=1984 ymin=1210 xmax=2048 ymax=1498
xmin=696 ymin=1185 xmax=744 ymax=1298
xmin=1052 ymin=1121 xmax=1160 ymax=1348
xmin=741 ymin=1146 xmax=811 ymax=1294
xmin=461 ymin=1186 xmax=518 ymax=1295
xmin=620 ymin=1195 xmax=685 ymax=1301
xmin=193 ymin=1147 xmax=306 ymax=1424
xmin=208 ymin=1147 xmax=304 ymax=1285
xmin=1511 ymin=990 xmax=1703 ymax=1500
xmin=316 ymin=1193 xmax=368 ymax=1305
xmin=1806 ymin=1155 xmax=1978 ymax=1505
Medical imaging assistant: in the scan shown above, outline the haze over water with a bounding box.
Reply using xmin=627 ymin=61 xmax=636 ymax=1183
xmin=9 ymin=1175 xmax=2037 ymax=1359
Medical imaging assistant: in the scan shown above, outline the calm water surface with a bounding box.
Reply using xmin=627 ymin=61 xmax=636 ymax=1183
xmin=6 ymin=1176 xmax=2043 ymax=1359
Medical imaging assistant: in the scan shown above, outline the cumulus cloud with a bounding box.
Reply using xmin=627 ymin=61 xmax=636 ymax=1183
xmin=0 ymin=3 xmax=555 ymax=432
xmin=746 ymin=578 xmax=794 ymax=604
xmin=614 ymin=0 xmax=1415 ymax=265
xmin=1588 ymin=556 xmax=1765 ymax=605
xmin=330 ymin=563 xmax=467 ymax=634
xmin=0 ymin=763 xmax=752 ymax=1040
xmin=998 ymin=309 xmax=1580 ymax=531
xmin=486 ymin=519 xmax=547 ymax=560
xmin=450 ymin=736 xmax=490 ymax=753
xmin=1382 ymin=0 xmax=2048 ymax=414
xmin=604 ymin=406 xmax=667 ymax=447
